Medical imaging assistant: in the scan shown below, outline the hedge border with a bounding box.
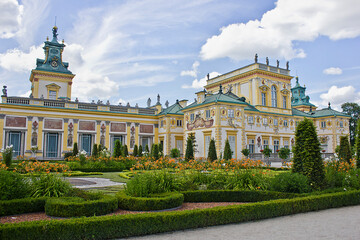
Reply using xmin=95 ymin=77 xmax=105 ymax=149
xmin=117 ymin=191 xmax=184 ymax=211
xmin=1 ymin=190 xmax=360 ymax=240
xmin=45 ymin=195 xmax=118 ymax=217
xmin=0 ymin=197 xmax=47 ymax=216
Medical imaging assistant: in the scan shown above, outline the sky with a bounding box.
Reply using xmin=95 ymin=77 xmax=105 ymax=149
xmin=0 ymin=0 xmax=360 ymax=111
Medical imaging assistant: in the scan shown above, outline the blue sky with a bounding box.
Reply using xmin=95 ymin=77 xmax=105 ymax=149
xmin=0 ymin=0 xmax=359 ymax=110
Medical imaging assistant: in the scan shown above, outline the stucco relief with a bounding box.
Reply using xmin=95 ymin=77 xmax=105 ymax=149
xmin=187 ymin=116 xmax=214 ymax=131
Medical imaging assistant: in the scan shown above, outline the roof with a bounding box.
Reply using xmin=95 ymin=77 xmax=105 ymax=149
xmin=310 ymin=107 xmax=350 ymax=118
xmin=158 ymin=101 xmax=184 ymax=115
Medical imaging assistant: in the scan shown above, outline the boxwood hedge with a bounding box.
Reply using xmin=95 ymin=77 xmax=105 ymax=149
xmin=0 ymin=197 xmax=47 ymax=216
xmin=117 ymin=191 xmax=184 ymax=211
xmin=1 ymin=190 xmax=360 ymax=240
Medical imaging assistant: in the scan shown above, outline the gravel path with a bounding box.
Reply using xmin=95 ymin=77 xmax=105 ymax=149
xmin=66 ymin=177 xmax=125 ymax=188
xmin=126 ymin=205 xmax=360 ymax=240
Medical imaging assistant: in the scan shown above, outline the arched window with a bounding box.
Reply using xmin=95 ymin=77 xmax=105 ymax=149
xmin=271 ymin=86 xmax=277 ymax=107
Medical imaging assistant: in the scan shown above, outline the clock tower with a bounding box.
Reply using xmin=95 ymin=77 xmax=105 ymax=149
xmin=29 ymin=26 xmax=75 ymax=100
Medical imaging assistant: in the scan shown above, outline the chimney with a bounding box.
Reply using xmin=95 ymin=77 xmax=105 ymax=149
xmin=195 ymin=89 xmax=206 ymax=103
xmin=179 ymin=99 xmax=188 ymax=108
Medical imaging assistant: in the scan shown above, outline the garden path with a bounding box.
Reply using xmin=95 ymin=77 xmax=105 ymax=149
xmin=126 ymin=205 xmax=360 ymax=240
xmin=66 ymin=177 xmax=125 ymax=189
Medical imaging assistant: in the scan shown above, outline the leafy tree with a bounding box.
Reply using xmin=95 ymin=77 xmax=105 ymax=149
xmin=341 ymin=102 xmax=360 ymax=146
xmin=355 ymin=118 xmax=360 ymax=168
xmin=138 ymin=145 xmax=143 ymax=157
xmin=122 ymin=145 xmax=129 ymax=157
xmin=185 ymin=135 xmax=194 ymax=161
xmin=292 ymin=118 xmax=325 ymax=190
xmin=133 ymin=144 xmax=138 ymax=157
xmin=208 ymin=138 xmax=217 ymax=161
xmin=92 ymin=144 xmax=98 ymax=157
xmin=338 ymin=136 xmax=352 ymax=164
xmin=278 ymin=147 xmax=291 ymax=165
xmin=151 ymin=144 xmax=159 ymax=160
xmin=170 ymin=148 xmax=180 ymax=158
xmin=72 ymin=142 xmax=79 ymax=156
xmin=113 ymin=140 xmax=122 ymax=157
xmin=241 ymin=148 xmax=250 ymax=158
xmin=262 ymin=146 xmax=272 ymax=158
xmin=223 ymin=139 xmax=232 ymax=160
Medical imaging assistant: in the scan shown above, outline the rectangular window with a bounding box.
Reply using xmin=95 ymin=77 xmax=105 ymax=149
xmin=111 ymin=135 xmax=123 ymax=153
xmin=160 ymin=120 xmax=164 ymax=127
xmin=274 ymin=119 xmax=278 ymax=126
xmin=228 ymin=136 xmax=236 ymax=158
xmin=228 ymin=109 xmax=234 ymax=118
xmin=261 ymin=93 xmax=266 ymax=106
xmin=283 ymin=96 xmax=287 ymax=108
xmin=49 ymin=90 xmax=57 ymax=100
xmin=176 ymin=140 xmax=183 ymax=156
xmin=206 ymin=110 xmax=211 ymax=119
xmin=263 ymin=139 xmax=269 ymax=149
xmin=274 ymin=140 xmax=279 ymax=152
xmin=340 ymin=121 xmax=344 ymax=128
xmin=205 ymin=135 xmax=211 ymax=158
xmin=263 ymin=118 xmax=268 ymax=125
xmin=321 ymin=121 xmax=326 ymax=128
xmin=248 ymin=116 xmax=254 ymax=124
xmin=190 ymin=113 xmax=194 ymax=122
xmin=284 ymin=140 xmax=289 ymax=149
xmin=80 ymin=134 xmax=92 ymax=155
xmin=177 ymin=120 xmax=182 ymax=127
xmin=284 ymin=120 xmax=288 ymax=127
xmin=248 ymin=139 xmax=255 ymax=154
xmin=46 ymin=133 xmax=59 ymax=158
xmin=8 ymin=131 xmax=22 ymax=157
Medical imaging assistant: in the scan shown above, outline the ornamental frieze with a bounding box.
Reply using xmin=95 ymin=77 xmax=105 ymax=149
xmin=187 ymin=116 xmax=214 ymax=131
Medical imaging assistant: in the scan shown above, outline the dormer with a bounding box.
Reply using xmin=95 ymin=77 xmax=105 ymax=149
xmin=196 ymin=89 xmax=206 ymax=103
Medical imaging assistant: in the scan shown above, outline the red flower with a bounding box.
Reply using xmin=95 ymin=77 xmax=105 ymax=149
xmin=322 ymin=150 xmax=326 ymax=153
xmin=260 ymin=150 xmax=264 ymax=152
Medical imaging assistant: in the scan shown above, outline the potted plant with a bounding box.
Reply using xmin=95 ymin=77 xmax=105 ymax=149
xmin=261 ymin=146 xmax=272 ymax=166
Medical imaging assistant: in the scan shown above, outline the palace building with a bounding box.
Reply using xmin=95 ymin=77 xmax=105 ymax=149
xmin=0 ymin=27 xmax=349 ymax=159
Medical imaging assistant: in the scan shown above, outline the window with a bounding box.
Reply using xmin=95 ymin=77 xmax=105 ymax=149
xmin=228 ymin=136 xmax=236 ymax=158
xmin=80 ymin=134 xmax=92 ymax=155
xmin=274 ymin=140 xmax=279 ymax=152
xmin=177 ymin=120 xmax=182 ymax=127
xmin=160 ymin=120 xmax=164 ymax=127
xmin=263 ymin=139 xmax=269 ymax=149
xmin=274 ymin=119 xmax=278 ymax=126
xmin=248 ymin=139 xmax=255 ymax=154
xmin=271 ymin=85 xmax=277 ymax=107
xmin=283 ymin=96 xmax=287 ymax=108
xmin=248 ymin=116 xmax=254 ymax=124
xmin=49 ymin=90 xmax=57 ymax=100
xmin=190 ymin=113 xmax=194 ymax=122
xmin=228 ymin=109 xmax=234 ymax=118
xmin=284 ymin=120 xmax=288 ymax=127
xmin=8 ymin=131 xmax=22 ymax=157
xmin=176 ymin=140 xmax=183 ymax=156
xmin=263 ymin=118 xmax=268 ymax=125
xmin=261 ymin=92 xmax=266 ymax=106
xmin=340 ymin=121 xmax=344 ymax=128
xmin=45 ymin=132 xmax=60 ymax=158
xmin=321 ymin=121 xmax=326 ymax=128
xmin=205 ymin=135 xmax=211 ymax=158
xmin=206 ymin=110 xmax=211 ymax=119
xmin=284 ymin=140 xmax=289 ymax=149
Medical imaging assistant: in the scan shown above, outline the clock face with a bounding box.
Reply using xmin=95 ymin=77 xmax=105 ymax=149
xmin=51 ymin=60 xmax=58 ymax=68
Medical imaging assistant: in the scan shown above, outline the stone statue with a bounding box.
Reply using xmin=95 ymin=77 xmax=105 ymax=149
xmin=255 ymin=53 xmax=258 ymax=63
xmin=228 ymin=84 xmax=233 ymax=93
xmin=157 ymin=94 xmax=160 ymax=104
xmin=165 ymin=100 xmax=169 ymax=108
xmin=2 ymin=86 xmax=7 ymax=97
xmin=286 ymin=61 xmax=289 ymax=70
xmin=266 ymin=57 xmax=269 ymax=65
xmin=75 ymin=98 xmax=79 ymax=103
xmin=52 ymin=26 xmax=58 ymax=39
xmin=135 ymin=103 xmax=138 ymax=108
xmin=126 ymin=102 xmax=130 ymax=107
xmin=147 ymin=98 xmax=151 ymax=107
xmin=276 ymin=60 xmax=279 ymax=68
xmin=106 ymin=100 xmax=110 ymax=105
xmin=207 ymin=73 xmax=210 ymax=80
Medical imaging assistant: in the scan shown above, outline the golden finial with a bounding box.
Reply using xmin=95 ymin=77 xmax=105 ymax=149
xmin=46 ymin=36 xmax=49 ymax=41
xmin=62 ymin=39 xmax=64 ymax=44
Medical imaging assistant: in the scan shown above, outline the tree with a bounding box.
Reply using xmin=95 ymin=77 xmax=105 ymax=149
xmin=341 ymin=102 xmax=360 ymax=146
xmin=185 ymin=135 xmax=194 ymax=161
xmin=145 ymin=144 xmax=150 ymax=154
xmin=338 ymin=136 xmax=352 ymax=164
xmin=113 ymin=140 xmax=122 ymax=157
xmin=138 ymin=145 xmax=143 ymax=157
xmin=72 ymin=142 xmax=79 ymax=156
xmin=189 ymin=133 xmax=197 ymax=153
xmin=170 ymin=148 xmax=180 ymax=158
xmin=133 ymin=144 xmax=138 ymax=157
xmin=292 ymin=118 xmax=325 ymax=190
xmin=122 ymin=145 xmax=129 ymax=157
xmin=151 ymin=144 xmax=159 ymax=159
xmin=223 ymin=139 xmax=232 ymax=160
xmin=159 ymin=142 xmax=164 ymax=156
xmin=355 ymin=118 xmax=360 ymax=168
xmin=278 ymin=147 xmax=291 ymax=165
xmin=241 ymin=148 xmax=250 ymax=158
xmin=92 ymin=144 xmax=98 ymax=157
xmin=208 ymin=138 xmax=217 ymax=161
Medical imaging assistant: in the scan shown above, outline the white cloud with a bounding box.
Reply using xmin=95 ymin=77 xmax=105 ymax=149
xmin=323 ymin=67 xmax=343 ymax=75
xmin=319 ymin=85 xmax=360 ymax=110
xmin=182 ymin=72 xmax=220 ymax=89
xmin=181 ymin=61 xmax=200 ymax=77
xmin=0 ymin=0 xmax=23 ymax=39
xmin=0 ymin=45 xmax=43 ymax=72
xmin=200 ymin=0 xmax=360 ymax=61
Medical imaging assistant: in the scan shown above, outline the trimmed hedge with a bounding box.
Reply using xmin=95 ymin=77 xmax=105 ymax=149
xmin=182 ymin=190 xmax=301 ymax=202
xmin=1 ymin=191 xmax=360 ymax=239
xmin=45 ymin=195 xmax=118 ymax=217
xmin=117 ymin=191 xmax=184 ymax=211
xmin=0 ymin=197 xmax=47 ymax=216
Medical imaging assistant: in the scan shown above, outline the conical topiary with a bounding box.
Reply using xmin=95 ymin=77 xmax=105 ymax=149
xmin=208 ymin=138 xmax=217 ymax=161
xmin=223 ymin=139 xmax=232 ymax=160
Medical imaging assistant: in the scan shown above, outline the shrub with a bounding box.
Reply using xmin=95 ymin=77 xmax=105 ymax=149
xmin=151 ymin=144 xmax=159 ymax=160
xmin=185 ymin=135 xmax=194 ymax=161
xmin=355 ymin=118 xmax=360 ymax=168
xmin=339 ymin=136 xmax=352 ymax=164
xmin=2 ymin=145 xmax=13 ymax=167
xmin=113 ymin=140 xmax=121 ymax=157
xmin=224 ymin=171 xmax=270 ymax=191
xmin=72 ymin=142 xmax=78 ymax=156
xmin=45 ymin=195 xmax=118 ymax=217
xmin=270 ymin=172 xmax=311 ymax=193
xmin=138 ymin=145 xmax=143 ymax=157
xmin=170 ymin=148 xmax=180 ymax=158
xmin=241 ymin=149 xmax=250 ymax=158
xmin=117 ymin=191 xmax=184 ymax=211
xmin=208 ymin=139 xmax=217 ymax=161
xmin=278 ymin=147 xmax=290 ymax=161
xmin=262 ymin=146 xmax=272 ymax=158
xmin=145 ymin=144 xmax=150 ymax=154
xmin=0 ymin=197 xmax=46 ymax=216
xmin=223 ymin=139 xmax=232 ymax=160
xmin=92 ymin=144 xmax=98 ymax=157
xmin=63 ymin=152 xmax=73 ymax=160
xmin=0 ymin=170 xmax=31 ymax=200
xmin=30 ymin=174 xmax=72 ymax=198
xmin=122 ymin=145 xmax=129 ymax=157
xmin=133 ymin=145 xmax=138 ymax=157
